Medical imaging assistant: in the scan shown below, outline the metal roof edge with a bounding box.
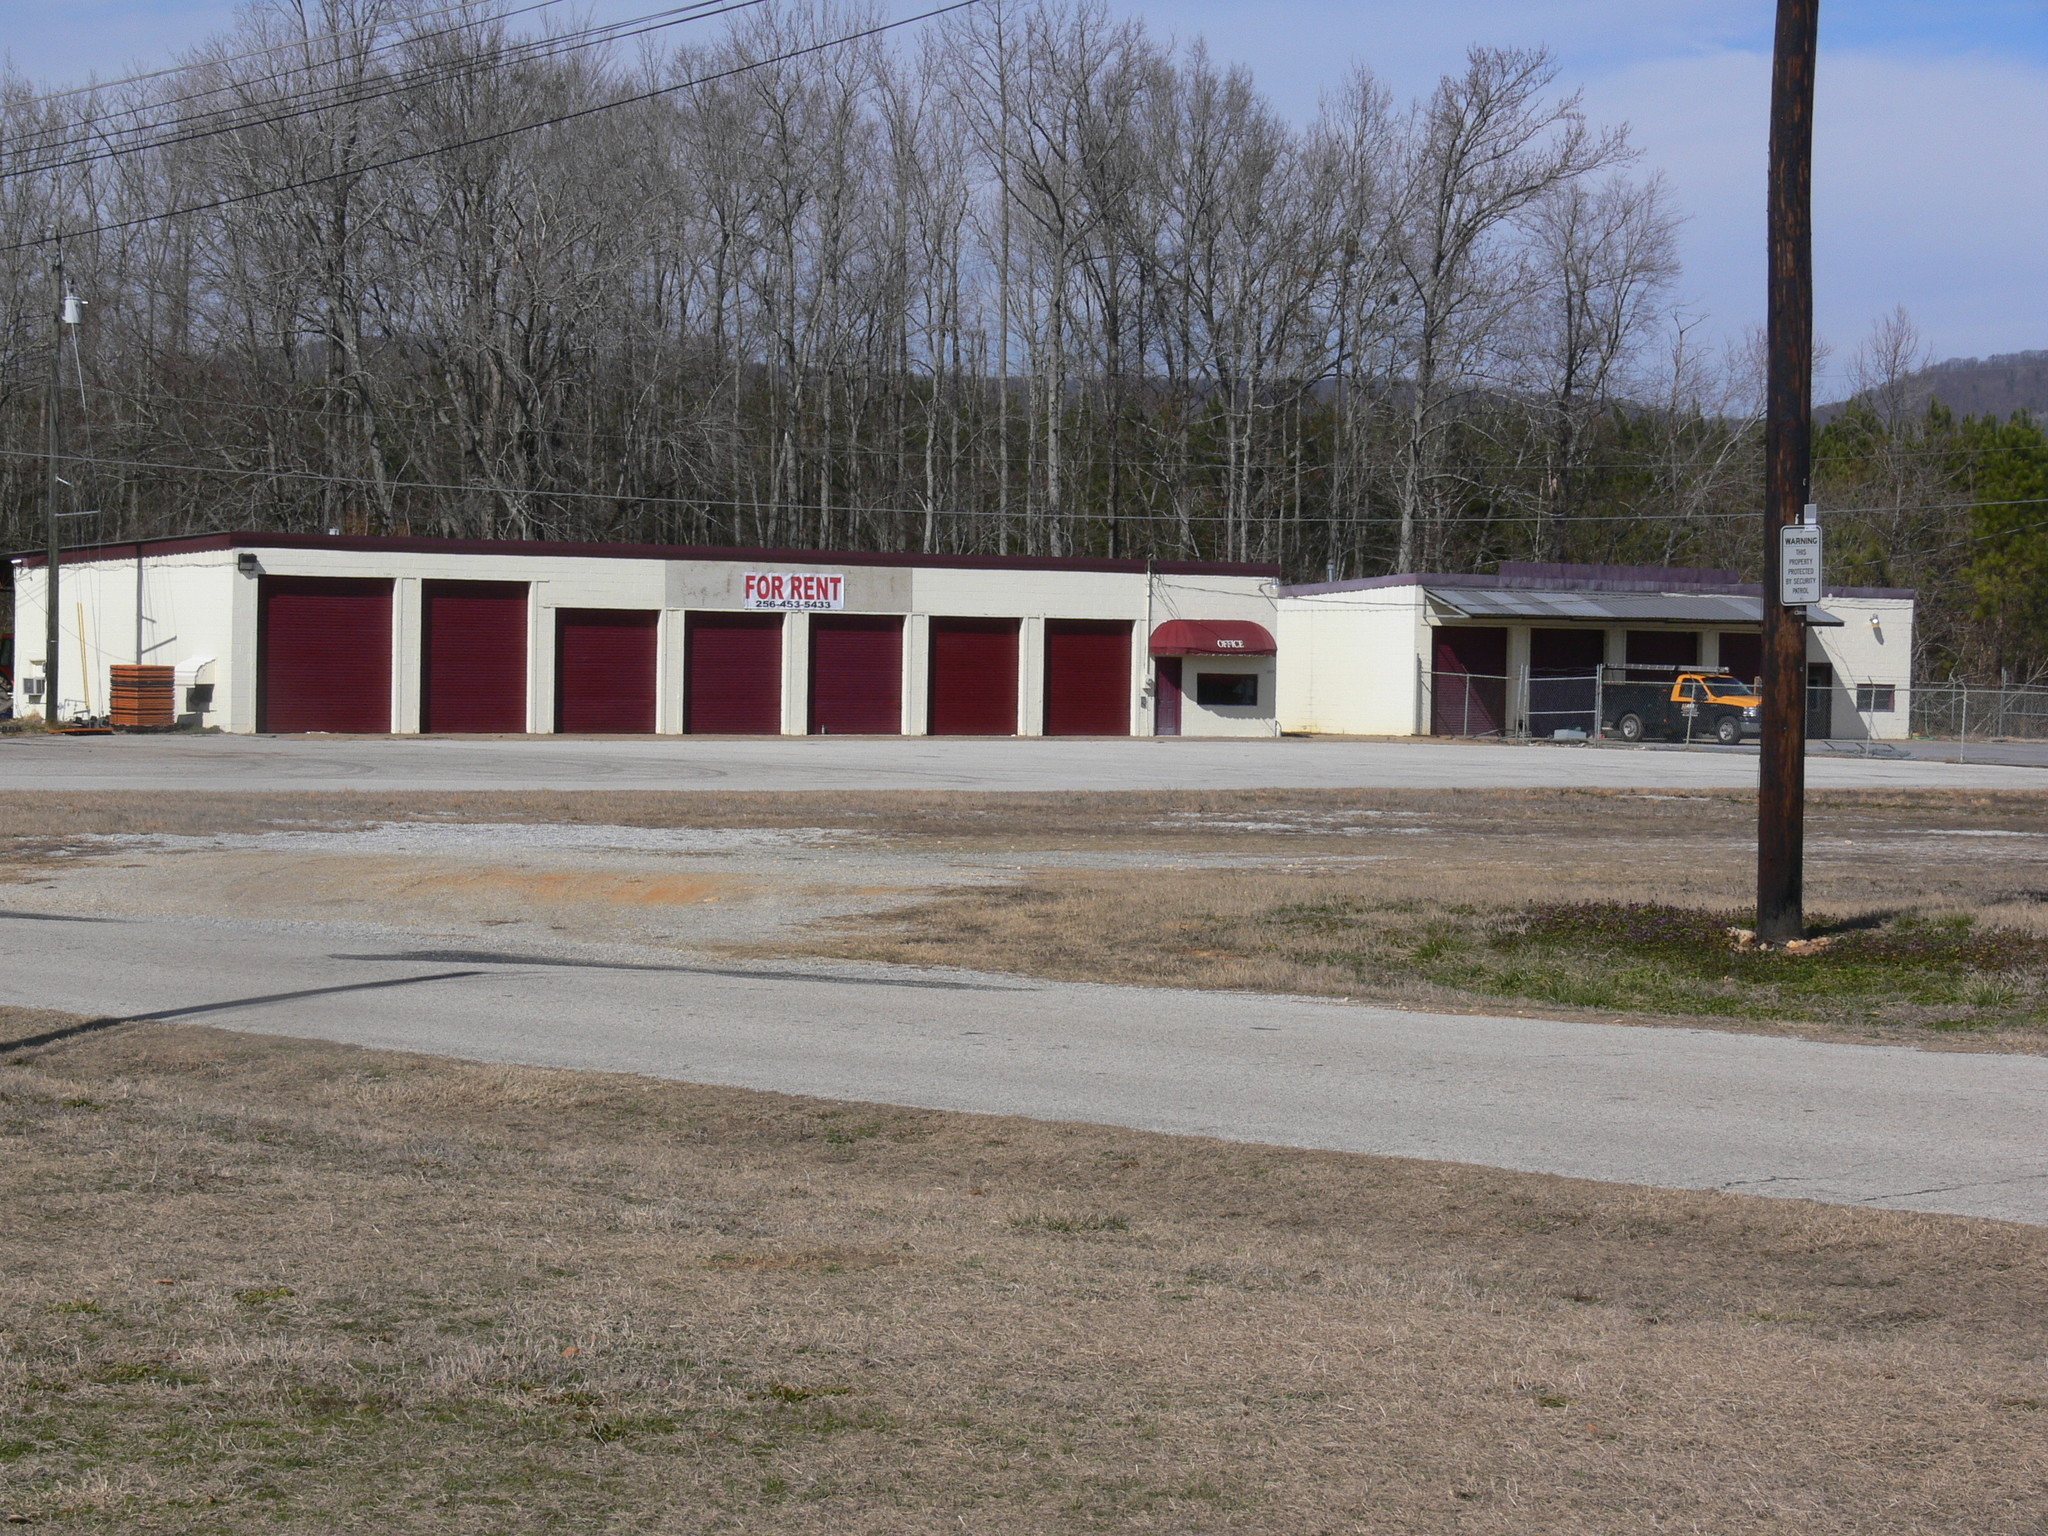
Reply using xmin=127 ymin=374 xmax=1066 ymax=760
xmin=12 ymin=531 xmax=1279 ymax=581
xmin=1281 ymin=572 xmax=1915 ymax=602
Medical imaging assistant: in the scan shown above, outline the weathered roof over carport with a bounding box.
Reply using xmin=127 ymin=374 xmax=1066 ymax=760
xmin=1424 ymin=587 xmax=1844 ymax=627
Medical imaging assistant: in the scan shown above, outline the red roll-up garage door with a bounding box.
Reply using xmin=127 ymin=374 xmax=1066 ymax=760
xmin=809 ymin=615 xmax=903 ymax=734
xmin=1044 ymin=619 xmax=1133 ymax=736
xmin=928 ymin=618 xmax=1019 ymax=735
xmin=556 ymin=609 xmax=658 ymax=733
xmin=685 ymin=613 xmax=783 ymax=734
xmin=258 ymin=576 xmax=393 ymax=733
xmin=1432 ymin=626 xmax=1508 ymax=736
xmin=422 ymin=581 xmax=528 ymax=733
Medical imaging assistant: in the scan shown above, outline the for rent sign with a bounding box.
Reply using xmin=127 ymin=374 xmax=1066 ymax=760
xmin=743 ymin=571 xmax=845 ymax=610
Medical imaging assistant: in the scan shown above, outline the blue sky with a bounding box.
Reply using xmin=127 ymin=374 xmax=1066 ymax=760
xmin=10 ymin=0 xmax=2045 ymax=381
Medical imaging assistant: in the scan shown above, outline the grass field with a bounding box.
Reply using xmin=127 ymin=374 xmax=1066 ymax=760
xmin=3 ymin=1013 xmax=2046 ymax=1534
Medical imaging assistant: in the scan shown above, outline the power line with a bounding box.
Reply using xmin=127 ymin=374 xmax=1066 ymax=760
xmin=2 ymin=0 xmax=762 ymax=185
xmin=2 ymin=0 xmax=575 ymax=159
xmin=1 ymin=439 xmax=1979 ymax=530
xmin=6 ymin=0 xmax=575 ymax=111
xmin=0 ymin=0 xmax=979 ymax=254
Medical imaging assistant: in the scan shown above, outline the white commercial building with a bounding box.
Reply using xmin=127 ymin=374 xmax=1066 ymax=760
xmin=1277 ymin=562 xmax=1915 ymax=741
xmin=12 ymin=532 xmax=1280 ymax=738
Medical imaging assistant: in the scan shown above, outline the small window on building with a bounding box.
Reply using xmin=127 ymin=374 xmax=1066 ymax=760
xmin=1195 ymin=672 xmax=1258 ymax=707
xmin=1855 ymin=684 xmax=1895 ymax=713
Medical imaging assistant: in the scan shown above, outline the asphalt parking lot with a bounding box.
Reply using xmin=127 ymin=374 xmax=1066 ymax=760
xmin=0 ymin=731 xmax=2041 ymax=792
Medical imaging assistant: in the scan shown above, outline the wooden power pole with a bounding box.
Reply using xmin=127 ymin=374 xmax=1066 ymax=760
xmin=42 ymin=236 xmax=65 ymax=727
xmin=1757 ymin=0 xmax=1818 ymax=944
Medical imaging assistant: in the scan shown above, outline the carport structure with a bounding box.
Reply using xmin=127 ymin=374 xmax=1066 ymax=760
xmin=1277 ymin=562 xmax=1916 ymax=742
xmin=14 ymin=532 xmax=1278 ymax=739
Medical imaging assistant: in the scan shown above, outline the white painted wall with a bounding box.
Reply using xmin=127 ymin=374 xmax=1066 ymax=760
xmin=1277 ymin=586 xmax=1428 ymax=735
xmin=11 ymin=551 xmax=238 ymax=726
xmin=1811 ymin=594 xmax=1915 ymax=740
xmin=1171 ymin=655 xmax=1278 ymax=736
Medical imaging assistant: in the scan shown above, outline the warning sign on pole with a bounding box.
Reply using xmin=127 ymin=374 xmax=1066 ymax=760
xmin=1779 ymin=524 xmax=1821 ymax=606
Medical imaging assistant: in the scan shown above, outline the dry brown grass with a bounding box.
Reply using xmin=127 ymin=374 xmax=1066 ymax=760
xmin=3 ymin=1012 xmax=2045 ymax=1534
xmin=2 ymin=783 xmax=2047 ymax=848
xmin=778 ymin=792 xmax=2048 ymax=1050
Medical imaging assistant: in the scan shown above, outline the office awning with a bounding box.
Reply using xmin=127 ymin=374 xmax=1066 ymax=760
xmin=1149 ymin=619 xmax=1278 ymax=655
xmin=1425 ymin=588 xmax=1843 ymax=627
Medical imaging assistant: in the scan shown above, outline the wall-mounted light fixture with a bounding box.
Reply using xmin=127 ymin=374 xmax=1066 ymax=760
xmin=236 ymin=552 xmax=260 ymax=575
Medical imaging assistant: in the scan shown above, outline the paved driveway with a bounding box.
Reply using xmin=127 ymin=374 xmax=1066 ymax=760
xmin=1 ymin=732 xmax=2043 ymax=792
xmin=6 ymin=909 xmax=2044 ymax=1225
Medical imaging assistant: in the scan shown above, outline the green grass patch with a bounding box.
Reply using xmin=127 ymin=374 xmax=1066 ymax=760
xmin=1272 ymin=899 xmax=2048 ymax=1032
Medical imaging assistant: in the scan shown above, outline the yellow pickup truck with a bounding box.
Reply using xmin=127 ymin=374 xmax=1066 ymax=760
xmin=1604 ymin=672 xmax=1762 ymax=745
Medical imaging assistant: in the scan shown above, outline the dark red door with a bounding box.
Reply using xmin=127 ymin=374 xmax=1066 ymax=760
xmin=686 ymin=613 xmax=783 ymax=734
xmin=1154 ymin=657 xmax=1183 ymax=736
xmin=1044 ymin=620 xmax=1133 ymax=736
xmin=422 ymin=581 xmax=528 ymax=733
xmin=258 ymin=576 xmax=392 ymax=733
xmin=1626 ymin=629 xmax=1699 ymax=677
xmin=1527 ymin=628 xmax=1604 ymax=738
xmin=555 ymin=609 xmax=657 ymax=733
xmin=1718 ymin=632 xmax=1762 ymax=686
xmin=809 ymin=616 xmax=902 ymax=734
xmin=1432 ymin=626 xmax=1508 ymax=736
xmin=928 ymin=618 xmax=1018 ymax=735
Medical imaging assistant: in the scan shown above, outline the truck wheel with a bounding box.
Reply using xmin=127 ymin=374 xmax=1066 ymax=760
xmin=1616 ymin=713 xmax=1645 ymax=743
xmin=1715 ymin=717 xmax=1741 ymax=746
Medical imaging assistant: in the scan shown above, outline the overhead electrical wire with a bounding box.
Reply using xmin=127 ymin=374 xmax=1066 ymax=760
xmin=2 ymin=0 xmax=576 ymax=159
xmin=2 ymin=0 xmax=765 ymax=184
xmin=0 ymin=0 xmax=980 ymax=254
xmin=11 ymin=440 xmax=2037 ymax=534
xmin=8 ymin=0 xmax=578 ymax=110
xmin=49 ymin=383 xmax=2048 ymax=527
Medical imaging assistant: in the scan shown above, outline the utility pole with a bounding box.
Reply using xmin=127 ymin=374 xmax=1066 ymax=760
xmin=1757 ymin=0 xmax=1818 ymax=943
xmin=42 ymin=234 xmax=65 ymax=727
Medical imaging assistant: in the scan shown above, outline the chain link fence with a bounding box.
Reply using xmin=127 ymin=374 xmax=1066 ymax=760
xmin=1911 ymin=682 xmax=2048 ymax=742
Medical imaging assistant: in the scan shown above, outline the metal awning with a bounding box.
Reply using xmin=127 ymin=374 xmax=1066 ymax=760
xmin=1424 ymin=588 xmax=1842 ymax=627
xmin=1149 ymin=619 xmax=1278 ymax=655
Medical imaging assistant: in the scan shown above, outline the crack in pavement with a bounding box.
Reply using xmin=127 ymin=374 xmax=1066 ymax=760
xmin=0 ymin=909 xmax=128 ymax=923
xmin=329 ymin=948 xmax=1038 ymax=992
xmin=1851 ymin=1171 xmax=2048 ymax=1203
xmin=0 ymin=970 xmax=487 ymax=1054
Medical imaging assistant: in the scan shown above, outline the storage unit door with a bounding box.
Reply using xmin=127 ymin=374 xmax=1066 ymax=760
xmin=555 ymin=609 xmax=658 ymax=733
xmin=422 ymin=581 xmax=528 ymax=733
xmin=1625 ymin=629 xmax=1698 ymax=676
xmin=1431 ymin=626 xmax=1507 ymax=737
xmin=1717 ymin=631 xmax=1762 ymax=686
xmin=1527 ymin=628 xmax=1604 ymax=738
xmin=1044 ymin=619 xmax=1134 ymax=736
xmin=685 ymin=613 xmax=783 ymax=734
xmin=809 ymin=616 xmax=903 ymax=734
xmin=928 ymin=618 xmax=1019 ymax=735
xmin=258 ymin=576 xmax=393 ymax=733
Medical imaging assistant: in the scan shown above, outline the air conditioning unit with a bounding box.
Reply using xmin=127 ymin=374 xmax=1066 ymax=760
xmin=22 ymin=677 xmax=44 ymax=700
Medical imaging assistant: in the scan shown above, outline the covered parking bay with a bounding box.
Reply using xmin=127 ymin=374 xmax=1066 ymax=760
xmin=1277 ymin=562 xmax=1916 ymax=741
